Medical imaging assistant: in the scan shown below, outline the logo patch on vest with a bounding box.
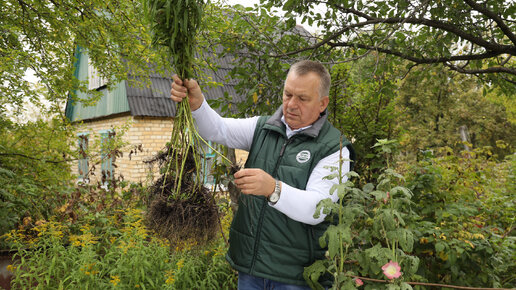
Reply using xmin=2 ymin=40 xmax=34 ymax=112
xmin=296 ymin=150 xmax=311 ymax=163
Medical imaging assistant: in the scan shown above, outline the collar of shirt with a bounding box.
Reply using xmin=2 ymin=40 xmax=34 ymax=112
xmin=281 ymin=116 xmax=312 ymax=139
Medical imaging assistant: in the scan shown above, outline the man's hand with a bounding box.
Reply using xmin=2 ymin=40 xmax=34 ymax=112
xmin=170 ymin=75 xmax=204 ymax=111
xmin=233 ymin=168 xmax=278 ymax=197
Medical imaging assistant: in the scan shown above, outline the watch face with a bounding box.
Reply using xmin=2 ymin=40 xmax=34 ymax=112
xmin=269 ymin=192 xmax=280 ymax=203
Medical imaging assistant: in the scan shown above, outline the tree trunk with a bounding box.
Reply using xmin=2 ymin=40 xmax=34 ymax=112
xmin=459 ymin=125 xmax=471 ymax=151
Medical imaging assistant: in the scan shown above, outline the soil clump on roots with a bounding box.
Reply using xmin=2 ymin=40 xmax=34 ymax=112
xmin=145 ymin=146 xmax=218 ymax=245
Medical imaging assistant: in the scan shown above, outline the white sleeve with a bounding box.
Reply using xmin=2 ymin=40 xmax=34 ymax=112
xmin=271 ymin=147 xmax=350 ymax=225
xmin=191 ymin=99 xmax=259 ymax=151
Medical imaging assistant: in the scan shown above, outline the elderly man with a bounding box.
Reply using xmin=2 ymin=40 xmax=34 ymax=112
xmin=170 ymin=60 xmax=355 ymax=289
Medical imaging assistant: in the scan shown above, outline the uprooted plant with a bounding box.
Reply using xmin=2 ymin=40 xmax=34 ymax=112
xmin=144 ymin=0 xmax=232 ymax=243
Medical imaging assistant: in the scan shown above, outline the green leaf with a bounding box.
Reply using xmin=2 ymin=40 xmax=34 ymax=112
xmin=435 ymin=241 xmax=445 ymax=253
xmin=363 ymin=183 xmax=375 ymax=193
xmin=303 ymin=260 xmax=327 ymax=290
xmin=391 ymin=186 xmax=412 ymax=198
xmin=370 ymin=190 xmax=388 ymax=202
xmin=320 ymin=224 xmax=352 ymax=258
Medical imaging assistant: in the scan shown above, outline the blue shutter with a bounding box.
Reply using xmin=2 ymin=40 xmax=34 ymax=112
xmin=202 ymin=141 xmax=217 ymax=185
xmin=77 ymin=133 xmax=89 ymax=181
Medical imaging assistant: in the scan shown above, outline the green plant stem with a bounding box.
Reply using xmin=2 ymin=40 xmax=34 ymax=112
xmin=349 ymin=275 xmax=514 ymax=290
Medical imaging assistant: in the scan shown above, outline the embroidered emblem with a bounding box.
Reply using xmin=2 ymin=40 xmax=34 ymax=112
xmin=296 ymin=150 xmax=311 ymax=163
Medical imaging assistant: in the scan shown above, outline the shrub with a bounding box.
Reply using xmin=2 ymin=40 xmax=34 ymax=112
xmin=4 ymin=207 xmax=237 ymax=289
xmin=304 ymin=142 xmax=515 ymax=289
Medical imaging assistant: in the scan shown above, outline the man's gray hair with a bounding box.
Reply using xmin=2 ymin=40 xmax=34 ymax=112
xmin=288 ymin=60 xmax=331 ymax=98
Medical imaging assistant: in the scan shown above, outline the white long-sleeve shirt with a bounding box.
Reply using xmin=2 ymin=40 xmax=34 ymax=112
xmin=192 ymin=99 xmax=350 ymax=225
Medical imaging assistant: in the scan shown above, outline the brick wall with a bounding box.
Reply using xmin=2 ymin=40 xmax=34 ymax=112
xmin=71 ymin=115 xmax=249 ymax=185
xmin=72 ymin=114 xmax=173 ymax=184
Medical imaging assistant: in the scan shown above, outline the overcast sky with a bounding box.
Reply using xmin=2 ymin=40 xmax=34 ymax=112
xmin=222 ymin=0 xmax=323 ymax=33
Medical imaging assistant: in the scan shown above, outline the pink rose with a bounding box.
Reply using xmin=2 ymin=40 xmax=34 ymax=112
xmin=382 ymin=260 xmax=402 ymax=279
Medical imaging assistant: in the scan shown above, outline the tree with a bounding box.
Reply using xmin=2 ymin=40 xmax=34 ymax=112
xmin=0 ymin=0 xmax=160 ymax=245
xmin=397 ymin=65 xmax=516 ymax=157
xmin=0 ymin=0 xmax=156 ymax=119
xmin=0 ymin=117 xmax=75 ymax=247
xmin=328 ymin=54 xmax=400 ymax=182
xmin=199 ymin=3 xmax=334 ymax=118
xmin=262 ymin=0 xmax=516 ymax=93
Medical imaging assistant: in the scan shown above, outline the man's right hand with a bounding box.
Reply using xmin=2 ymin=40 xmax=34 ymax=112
xmin=170 ymin=75 xmax=204 ymax=111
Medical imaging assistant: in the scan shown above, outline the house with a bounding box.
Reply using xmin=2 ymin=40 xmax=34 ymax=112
xmin=65 ymin=24 xmax=314 ymax=185
xmin=65 ymin=47 xmax=247 ymax=185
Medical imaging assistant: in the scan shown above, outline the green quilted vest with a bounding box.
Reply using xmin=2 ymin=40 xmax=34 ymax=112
xmin=226 ymin=107 xmax=355 ymax=286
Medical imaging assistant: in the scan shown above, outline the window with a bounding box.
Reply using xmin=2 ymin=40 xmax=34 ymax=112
xmin=99 ymin=129 xmax=114 ymax=181
xmin=77 ymin=133 xmax=89 ymax=182
xmin=202 ymin=141 xmax=217 ymax=186
xmin=88 ymin=56 xmax=108 ymax=90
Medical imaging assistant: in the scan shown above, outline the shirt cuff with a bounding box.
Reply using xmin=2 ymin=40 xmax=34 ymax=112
xmin=191 ymin=97 xmax=208 ymax=114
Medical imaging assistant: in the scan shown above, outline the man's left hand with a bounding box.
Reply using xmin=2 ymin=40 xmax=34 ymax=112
xmin=233 ymin=168 xmax=276 ymax=197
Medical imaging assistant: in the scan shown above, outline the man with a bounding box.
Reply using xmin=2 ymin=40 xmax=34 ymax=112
xmin=170 ymin=60 xmax=355 ymax=289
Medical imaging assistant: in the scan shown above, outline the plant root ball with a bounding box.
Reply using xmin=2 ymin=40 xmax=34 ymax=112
xmin=145 ymin=149 xmax=219 ymax=245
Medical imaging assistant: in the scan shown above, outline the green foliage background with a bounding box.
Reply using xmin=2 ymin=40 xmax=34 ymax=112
xmin=0 ymin=0 xmax=514 ymax=289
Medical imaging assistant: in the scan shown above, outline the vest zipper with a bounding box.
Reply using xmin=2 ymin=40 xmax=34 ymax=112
xmin=272 ymin=138 xmax=292 ymax=177
xmin=249 ymin=199 xmax=267 ymax=274
xmin=250 ymin=137 xmax=292 ymax=274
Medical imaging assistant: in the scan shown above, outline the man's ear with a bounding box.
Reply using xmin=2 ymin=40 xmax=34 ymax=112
xmin=319 ymin=96 xmax=330 ymax=113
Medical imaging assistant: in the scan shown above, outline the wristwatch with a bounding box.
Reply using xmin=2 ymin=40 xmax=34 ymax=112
xmin=268 ymin=179 xmax=281 ymax=204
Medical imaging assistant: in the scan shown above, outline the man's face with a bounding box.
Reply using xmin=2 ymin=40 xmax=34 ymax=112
xmin=282 ymin=72 xmax=329 ymax=130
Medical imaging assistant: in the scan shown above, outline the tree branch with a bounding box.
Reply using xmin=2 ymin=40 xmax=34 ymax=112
xmin=377 ymin=17 xmax=514 ymax=54
xmin=300 ymin=2 xmax=516 ymax=55
xmin=328 ymin=41 xmax=504 ymax=65
xmin=270 ymin=25 xmax=352 ymax=57
xmin=314 ymin=0 xmax=374 ymax=21
xmin=445 ymin=63 xmax=516 ymax=75
xmin=463 ymin=0 xmax=516 ymax=46
xmin=0 ymin=153 xmax=74 ymax=164
xmin=349 ymin=275 xmax=514 ymax=290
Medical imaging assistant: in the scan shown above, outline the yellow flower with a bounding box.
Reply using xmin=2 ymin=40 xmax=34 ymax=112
xmin=419 ymin=237 xmax=429 ymax=244
xmin=464 ymin=240 xmax=475 ymax=249
xmin=166 ymin=275 xmax=175 ymax=285
xmin=176 ymin=258 xmax=185 ymax=270
xmin=472 ymin=233 xmax=485 ymax=240
xmin=70 ymin=235 xmax=81 ymax=247
xmin=165 ymin=270 xmax=175 ymax=285
xmin=110 ymin=275 xmax=120 ymax=286
xmin=23 ymin=216 xmax=32 ymax=226
xmin=438 ymin=251 xmax=449 ymax=261
xmin=6 ymin=264 xmax=15 ymax=272
xmin=80 ymin=224 xmax=92 ymax=233
xmin=422 ymin=250 xmax=433 ymax=256
xmin=80 ymin=263 xmax=98 ymax=276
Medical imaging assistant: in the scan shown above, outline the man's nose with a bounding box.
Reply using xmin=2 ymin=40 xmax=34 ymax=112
xmin=289 ymin=97 xmax=300 ymax=108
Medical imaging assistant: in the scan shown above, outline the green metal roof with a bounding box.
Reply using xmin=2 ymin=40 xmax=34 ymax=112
xmin=65 ymin=48 xmax=130 ymax=122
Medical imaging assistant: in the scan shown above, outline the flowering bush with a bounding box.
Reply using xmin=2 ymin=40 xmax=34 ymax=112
xmin=382 ymin=261 xmax=402 ymax=279
xmin=404 ymin=147 xmax=515 ymax=288
xmin=304 ymin=141 xmax=515 ymax=289
xmin=4 ymin=206 xmax=237 ymax=289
